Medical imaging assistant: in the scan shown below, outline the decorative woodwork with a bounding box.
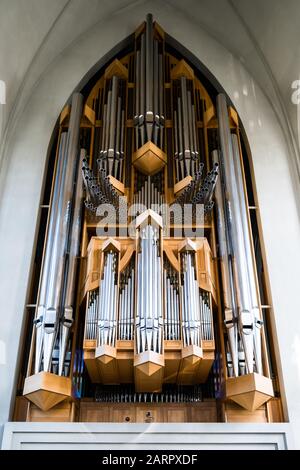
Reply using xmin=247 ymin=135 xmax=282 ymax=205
xmin=132 ymin=141 xmax=167 ymax=176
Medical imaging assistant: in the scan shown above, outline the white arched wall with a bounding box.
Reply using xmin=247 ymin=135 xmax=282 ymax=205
xmin=0 ymin=2 xmax=299 ymax=448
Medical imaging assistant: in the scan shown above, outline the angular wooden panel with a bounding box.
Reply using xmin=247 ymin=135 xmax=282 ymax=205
xmin=23 ymin=372 xmax=72 ymax=411
xmin=27 ymin=401 xmax=77 ymax=423
xmin=225 ymin=401 xmax=268 ymax=423
xmin=104 ymin=59 xmax=128 ymax=80
xmin=133 ymin=141 xmax=167 ymax=176
xmin=170 ymin=59 xmax=194 ymax=80
xmin=226 ymin=373 xmax=274 ymax=411
xmin=134 ymin=351 xmax=164 ymax=392
xmin=195 ymin=239 xmax=218 ymax=304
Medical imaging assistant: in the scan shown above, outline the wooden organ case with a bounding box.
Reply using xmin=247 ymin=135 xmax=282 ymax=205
xmin=16 ymin=14 xmax=283 ymax=424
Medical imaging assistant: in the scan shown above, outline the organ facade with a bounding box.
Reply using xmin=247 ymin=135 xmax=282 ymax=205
xmin=15 ymin=14 xmax=282 ymax=425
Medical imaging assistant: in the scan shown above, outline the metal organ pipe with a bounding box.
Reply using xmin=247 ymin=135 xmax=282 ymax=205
xmin=35 ymin=93 xmax=83 ymax=374
xmin=136 ymin=224 xmax=163 ymax=354
xmin=99 ymin=75 xmax=125 ymax=179
xmin=180 ymin=252 xmax=213 ymax=348
xmin=118 ymin=263 xmax=135 ymax=340
xmin=231 ymin=135 xmax=263 ymax=374
xmin=97 ymin=251 xmax=118 ymax=348
xmin=163 ymin=264 xmax=180 ymax=341
xmin=216 ymin=93 xmax=263 ymax=376
xmin=173 ymin=78 xmax=199 ymax=180
xmin=212 ymin=149 xmax=238 ymax=377
xmin=58 ymin=148 xmax=86 ymax=376
xmin=145 ymin=12 xmax=154 ymax=142
xmin=133 ymin=174 xmax=164 ymax=210
xmin=181 ymin=77 xmax=191 ymax=166
xmin=82 ymin=157 xmax=126 ymax=216
xmin=84 ymin=291 xmax=98 ymax=341
xmin=134 ymin=13 xmax=164 ymax=148
xmin=34 ymin=132 xmax=68 ymax=374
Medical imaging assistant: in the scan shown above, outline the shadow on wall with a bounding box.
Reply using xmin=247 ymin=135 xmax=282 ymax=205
xmin=0 ymin=80 xmax=6 ymax=145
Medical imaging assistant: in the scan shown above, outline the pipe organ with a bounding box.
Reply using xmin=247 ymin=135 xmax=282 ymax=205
xmin=20 ymin=14 xmax=281 ymax=423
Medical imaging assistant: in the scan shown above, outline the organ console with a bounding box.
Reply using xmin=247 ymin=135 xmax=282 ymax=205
xmin=19 ymin=14 xmax=281 ymax=424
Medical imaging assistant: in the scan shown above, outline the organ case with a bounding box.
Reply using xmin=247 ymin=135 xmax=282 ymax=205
xmin=18 ymin=13 xmax=280 ymax=423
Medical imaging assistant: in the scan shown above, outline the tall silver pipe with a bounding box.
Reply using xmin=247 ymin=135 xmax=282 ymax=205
xmin=97 ymin=251 xmax=118 ymax=347
xmin=192 ymin=104 xmax=198 ymax=161
xmin=231 ymin=135 xmax=263 ymax=374
xmin=212 ymin=149 xmax=238 ymax=376
xmin=187 ymin=90 xmax=194 ymax=160
xmin=181 ymin=77 xmax=190 ymax=163
xmin=158 ymin=53 xmax=164 ymax=149
xmin=153 ymin=40 xmax=159 ymax=146
xmin=181 ymin=252 xmax=204 ymax=348
xmin=174 ymin=110 xmax=180 ymax=182
xmin=118 ymin=285 xmax=123 ymax=339
xmin=34 ymin=132 xmax=68 ymax=373
xmin=42 ymin=93 xmax=83 ymax=373
xmin=136 ymin=253 xmax=141 ymax=353
xmin=217 ymin=94 xmax=254 ymax=374
xmin=108 ymin=76 xmax=118 ymax=175
xmin=58 ymin=148 xmax=86 ymax=375
xmin=177 ymin=97 xmax=184 ymax=177
xmin=115 ymin=96 xmax=122 ymax=165
xmin=140 ymin=33 xmax=145 ymax=145
xmin=104 ymin=90 xmax=112 ymax=161
xmin=136 ymin=224 xmax=163 ymax=353
xmin=101 ymin=103 xmax=107 ymax=160
xmin=145 ymin=13 xmax=153 ymax=141
xmin=130 ymin=269 xmax=135 ymax=340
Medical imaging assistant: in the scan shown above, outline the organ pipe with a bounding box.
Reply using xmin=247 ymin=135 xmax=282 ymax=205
xmin=173 ymin=77 xmax=199 ymax=180
xmin=118 ymin=261 xmax=135 ymax=341
xmin=99 ymin=75 xmax=126 ymax=180
xmin=163 ymin=261 xmax=180 ymax=341
xmin=134 ymin=13 xmax=164 ymax=149
xmin=216 ymin=93 xmax=263 ymax=376
xmin=97 ymin=250 xmax=119 ymax=348
xmin=35 ymin=93 xmax=83 ymax=375
xmin=136 ymin=223 xmax=163 ymax=355
xmin=231 ymin=135 xmax=263 ymax=374
xmin=58 ymin=148 xmax=86 ymax=376
xmin=85 ymin=291 xmax=98 ymax=341
xmin=180 ymin=251 xmax=213 ymax=348
xmin=212 ymin=149 xmax=239 ymax=377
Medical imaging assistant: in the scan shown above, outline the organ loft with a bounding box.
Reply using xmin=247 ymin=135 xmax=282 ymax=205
xmin=14 ymin=14 xmax=283 ymax=424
